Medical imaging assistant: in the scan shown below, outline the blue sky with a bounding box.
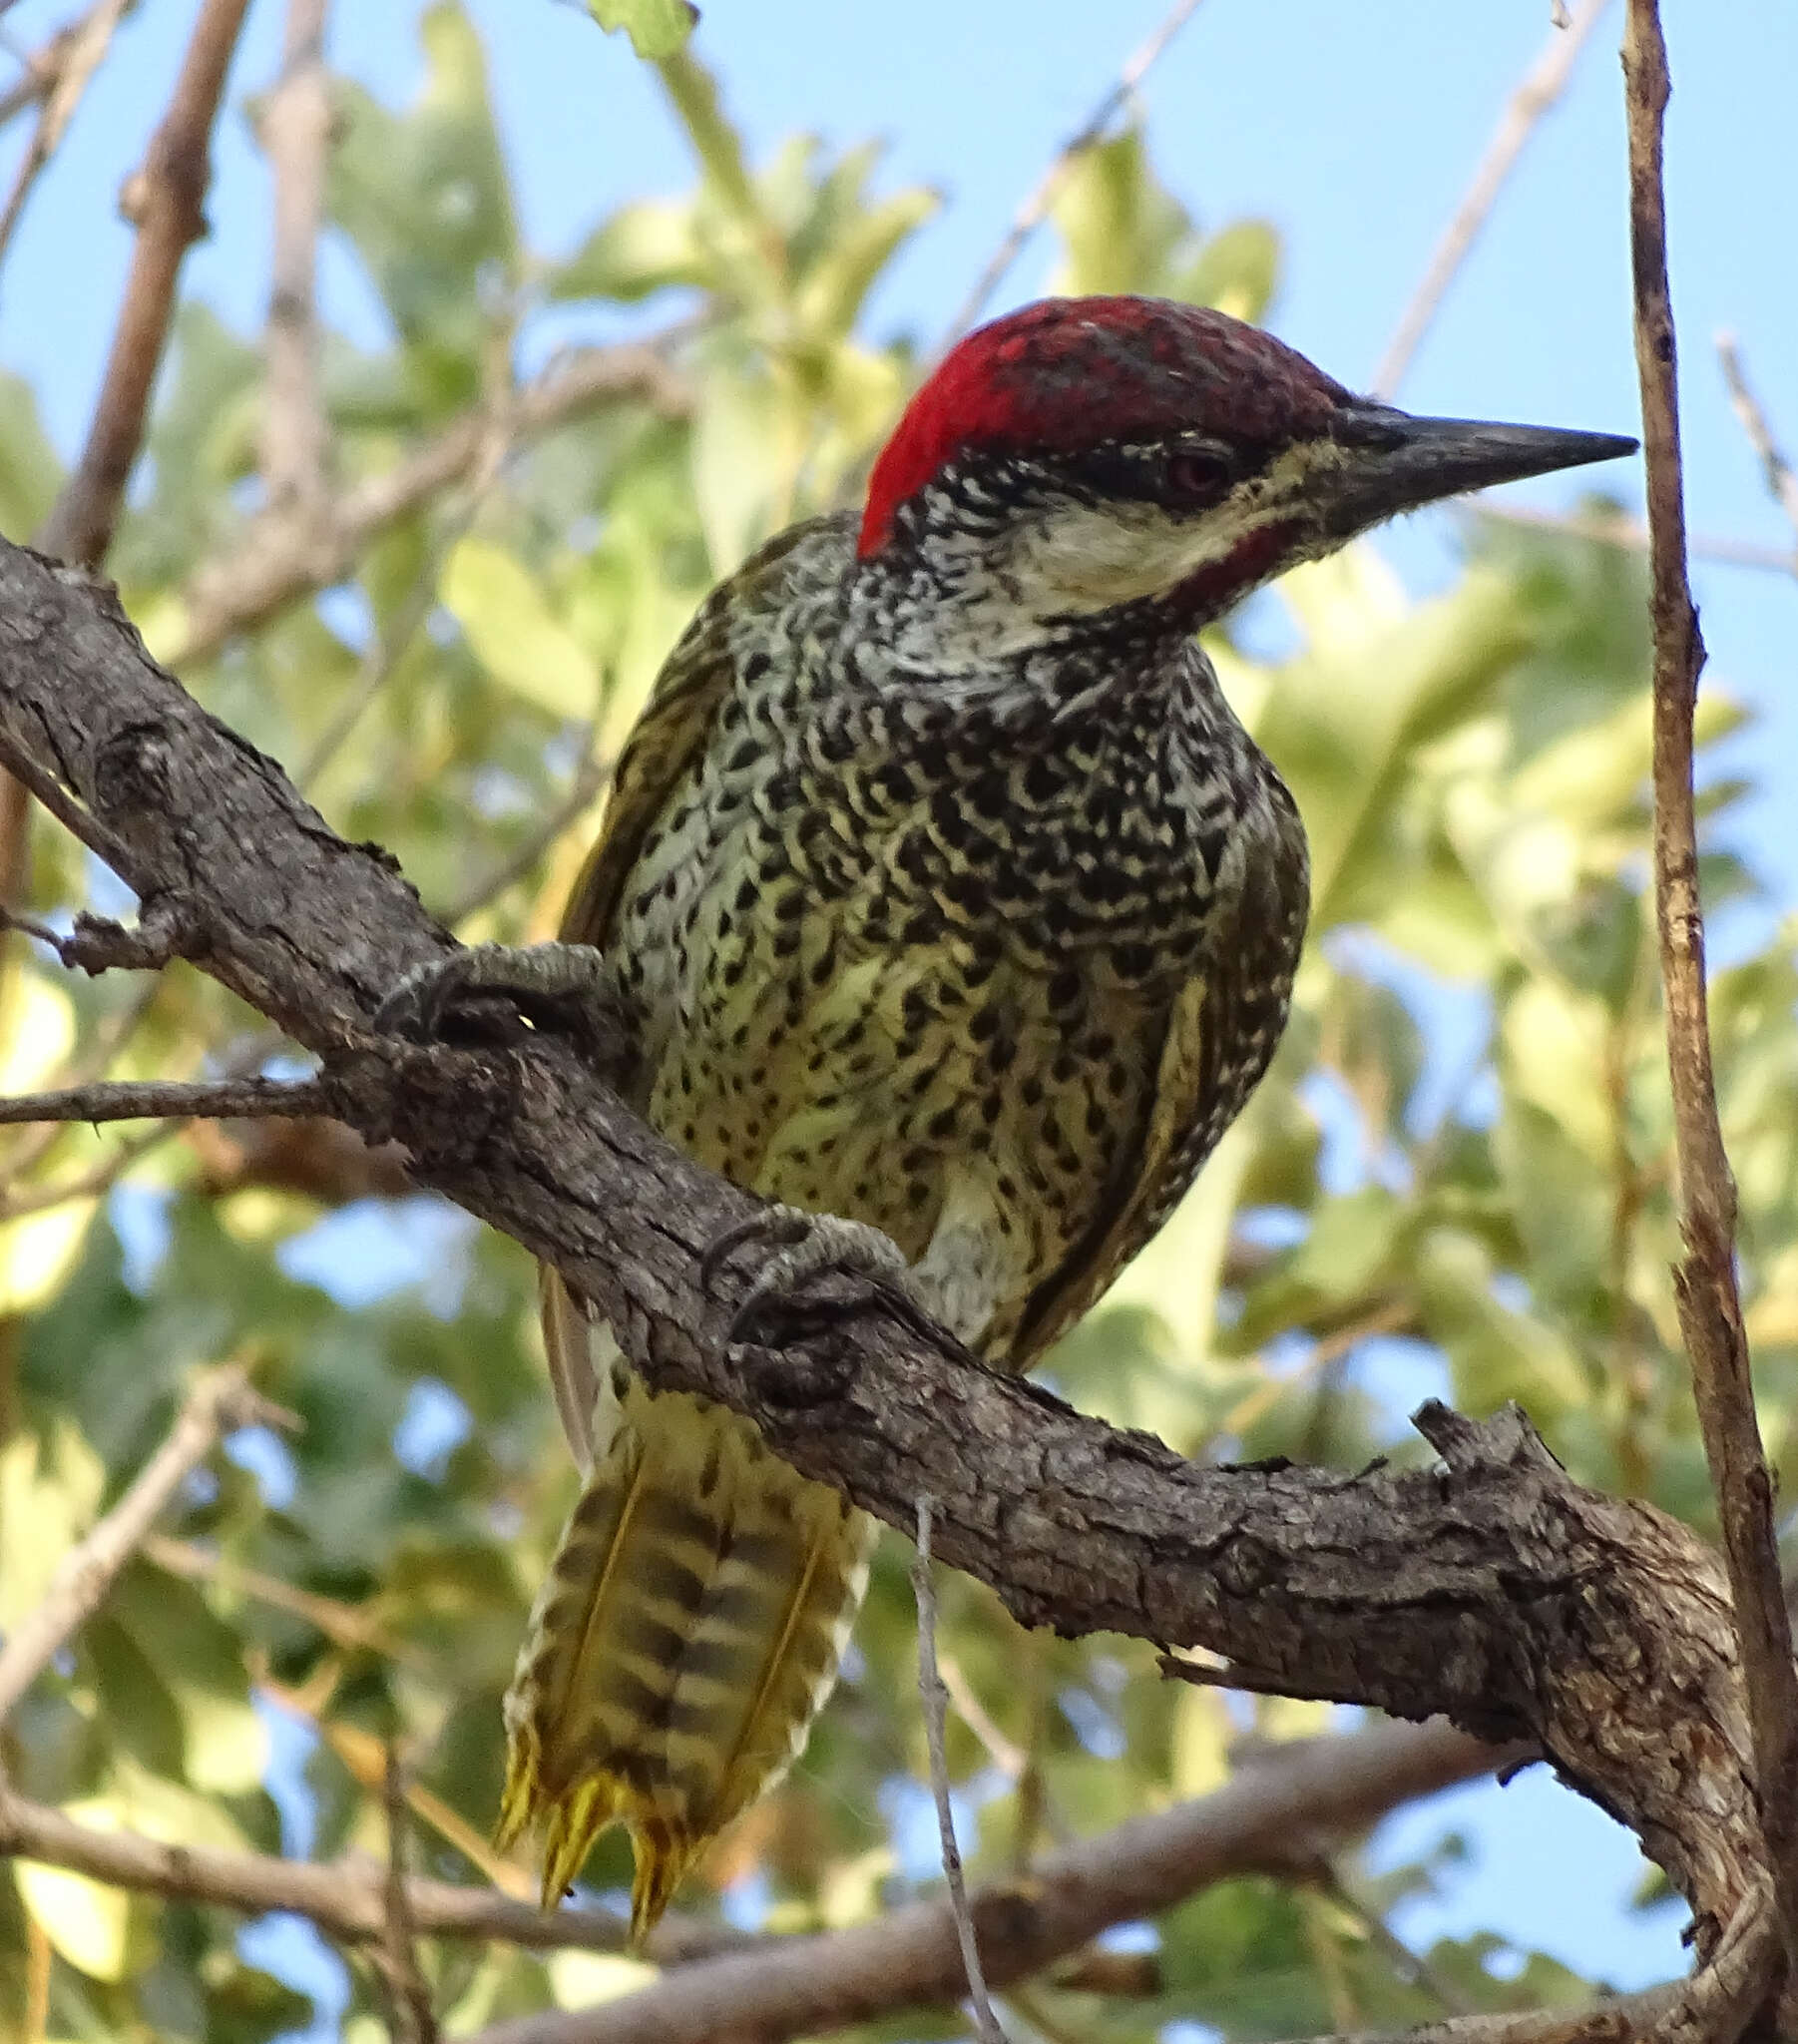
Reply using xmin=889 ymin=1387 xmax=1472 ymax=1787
xmin=3 ymin=0 xmax=1789 ymax=2024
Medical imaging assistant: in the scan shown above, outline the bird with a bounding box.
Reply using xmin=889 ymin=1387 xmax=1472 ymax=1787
xmin=383 ymin=293 xmax=1633 ymax=1935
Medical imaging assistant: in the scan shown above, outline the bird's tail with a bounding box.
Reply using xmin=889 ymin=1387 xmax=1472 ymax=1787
xmin=496 ymin=1362 xmax=874 ymax=1936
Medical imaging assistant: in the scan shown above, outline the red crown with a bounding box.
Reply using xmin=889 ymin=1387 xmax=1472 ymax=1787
xmin=858 ymin=296 xmax=1348 ymax=557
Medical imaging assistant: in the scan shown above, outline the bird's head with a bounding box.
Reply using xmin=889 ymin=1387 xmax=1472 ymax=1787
xmin=857 ymin=295 xmax=1634 ymax=655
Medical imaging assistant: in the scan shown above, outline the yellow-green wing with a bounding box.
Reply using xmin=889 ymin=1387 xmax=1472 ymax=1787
xmin=559 ymin=517 xmax=834 ymax=952
xmin=1009 ymin=975 xmax=1214 ymax=1369
xmin=545 ymin=516 xmax=837 ymax=1460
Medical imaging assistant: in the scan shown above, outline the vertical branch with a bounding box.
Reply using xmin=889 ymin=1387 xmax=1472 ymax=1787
xmin=259 ymin=0 xmax=331 ymax=518
xmin=1622 ymin=0 xmax=1798 ymax=1989
xmin=377 ymin=1744 xmax=439 ymax=2044
xmin=34 ymin=0 xmax=254 ymax=569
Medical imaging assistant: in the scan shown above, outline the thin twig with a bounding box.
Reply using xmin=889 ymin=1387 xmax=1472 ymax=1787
xmin=258 ymin=0 xmax=331 ymax=518
xmin=0 ymin=1719 xmax=1489 ymax=1999
xmin=0 ymin=0 xmax=136 ymax=131
xmin=0 ymin=1120 xmax=174 ymax=1218
xmin=942 ymin=0 xmax=1208 ymax=345
xmin=0 ymin=977 xmax=166 ymax=1181
xmin=444 ymin=748 xmax=615 ymax=928
xmin=1371 ymin=0 xmax=1611 ymax=397
xmin=166 ymin=337 xmax=693 ymax=668
xmin=34 ymin=0 xmax=254 ymax=568
xmin=1715 ymin=332 xmax=1798 ymax=549
xmin=0 ymin=0 xmax=132 ymax=272
xmin=143 ymin=1533 xmax=426 ymax=1667
xmin=0 ymin=1362 xmax=289 ymax=1722
xmin=377 ymin=1745 xmax=440 ymax=2044
xmin=913 ymin=1496 xmax=1006 ymax=2044
xmin=936 ymin=1654 xmax=1026 ymax=1781
xmin=1624 ymin=0 xmax=1798 ymax=2013
xmin=0 ymin=1073 xmax=331 ymax=1126
xmin=294 ymin=386 xmax=522 ymax=795
xmin=1285 ymin=1980 xmax=1686 ymax=2043
xmin=1478 ymin=500 xmax=1798 ymax=576
xmin=255 ymin=1671 xmax=531 ymax=1895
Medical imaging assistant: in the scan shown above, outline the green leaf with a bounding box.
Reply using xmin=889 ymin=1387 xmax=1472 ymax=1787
xmin=588 ymin=0 xmax=697 ymax=62
xmin=325 ymin=2 xmax=517 ymax=409
xmin=549 ymin=196 xmax=705 ymax=302
xmin=1048 ymin=130 xmax=1192 ymax=298
xmin=17 ymin=1840 xmax=134 ymax=1980
xmin=0 ymin=369 xmax=61 ymax=537
xmin=441 ymin=538 xmax=603 ymax=720
xmin=1171 ymin=218 xmax=1282 ymax=322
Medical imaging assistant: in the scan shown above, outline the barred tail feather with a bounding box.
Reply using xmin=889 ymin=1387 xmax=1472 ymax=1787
xmin=499 ymin=1353 xmax=873 ymax=1936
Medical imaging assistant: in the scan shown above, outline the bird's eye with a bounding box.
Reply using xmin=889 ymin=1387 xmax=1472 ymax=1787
xmin=1165 ymin=448 xmax=1233 ymax=503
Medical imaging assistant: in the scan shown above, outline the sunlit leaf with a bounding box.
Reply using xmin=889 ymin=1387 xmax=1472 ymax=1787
xmin=442 ymin=538 xmax=603 ymax=720
xmin=587 ymin=0 xmax=697 ymax=63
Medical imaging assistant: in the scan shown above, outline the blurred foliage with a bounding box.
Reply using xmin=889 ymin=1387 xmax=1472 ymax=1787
xmin=0 ymin=5 xmax=1782 ymax=2040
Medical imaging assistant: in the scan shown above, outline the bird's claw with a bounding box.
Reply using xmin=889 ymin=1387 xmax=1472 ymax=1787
xmin=373 ymin=942 xmax=639 ymax=1077
xmin=375 ymin=951 xmax=499 ymax=1043
xmin=701 ymin=1204 xmax=920 ymax=1348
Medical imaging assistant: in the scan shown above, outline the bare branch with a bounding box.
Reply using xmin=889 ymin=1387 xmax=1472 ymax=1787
xmin=1371 ymin=0 xmax=1610 ymax=398
xmin=943 ymin=0 xmax=1208 ymax=345
xmin=0 ymin=1362 xmax=289 ymax=1723
xmin=913 ymin=1497 xmax=1004 ymax=2044
xmin=0 ymin=0 xmax=137 ymax=132
xmin=1478 ymin=500 xmax=1798 ymax=577
xmin=0 ymin=534 xmax=1777 ymax=1978
xmin=258 ymin=0 xmax=332 ymax=518
xmin=1624 ymin=0 xmax=1798 ymax=2013
xmin=462 ymin=1723 xmax=1496 ymax=2044
xmin=0 ymin=1116 xmax=175 ymax=1219
xmin=0 ymin=1074 xmax=330 ymax=1126
xmin=1715 ymin=332 xmax=1798 ymax=550
xmin=143 ymin=1532 xmax=426 ymax=1667
xmin=0 ymin=1774 xmax=750 ymax=1963
xmin=444 ymin=747 xmax=615 ymax=928
xmin=1284 ymin=1983 xmax=1685 ymax=2043
xmin=0 ymin=0 xmax=133 ymax=272
xmin=377 ymin=1747 xmax=440 ymax=2044
xmin=165 ymin=338 xmax=693 ymax=669
xmin=34 ymin=0 xmax=254 ymax=569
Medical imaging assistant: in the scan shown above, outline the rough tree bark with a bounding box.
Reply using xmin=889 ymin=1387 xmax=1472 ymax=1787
xmin=0 ymin=536 xmax=1782 ymax=2018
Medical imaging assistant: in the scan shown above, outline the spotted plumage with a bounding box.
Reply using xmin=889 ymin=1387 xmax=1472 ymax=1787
xmin=434 ymin=295 xmax=1636 ymax=1933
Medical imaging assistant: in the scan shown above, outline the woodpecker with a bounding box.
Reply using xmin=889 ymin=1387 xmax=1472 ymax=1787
xmin=386 ymin=295 xmax=1632 ymax=1934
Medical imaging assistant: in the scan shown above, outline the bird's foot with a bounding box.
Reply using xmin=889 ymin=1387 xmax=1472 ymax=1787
xmin=375 ymin=941 xmax=639 ymax=1082
xmin=701 ymin=1204 xmax=926 ymax=1348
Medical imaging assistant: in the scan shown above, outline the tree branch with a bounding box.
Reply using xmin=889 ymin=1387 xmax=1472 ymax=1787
xmin=0 ymin=534 xmax=1783 ymax=1985
xmin=33 ymin=0 xmax=253 ymax=569
xmin=0 ymin=1073 xmax=331 ymax=1125
xmin=0 ymin=1361 xmax=289 ymax=1722
xmin=1481 ymin=501 xmax=1797 ymax=576
xmin=1371 ymin=0 xmax=1611 ymax=398
xmin=0 ymin=0 xmax=134 ymax=273
xmin=0 ymin=1774 xmax=749 ymax=1963
xmin=1715 ymin=331 xmax=1798 ymax=550
xmin=464 ymin=1723 xmax=1498 ymax=2044
xmin=257 ymin=0 xmax=332 ymax=520
xmin=912 ymin=1496 xmax=1003 ymax=2043
xmin=162 ymin=338 xmax=692 ymax=668
xmin=942 ymin=0 xmax=1209 ymax=346
xmin=0 ymin=0 xmax=138 ymax=133
xmin=1623 ymin=0 xmax=1798 ymax=2010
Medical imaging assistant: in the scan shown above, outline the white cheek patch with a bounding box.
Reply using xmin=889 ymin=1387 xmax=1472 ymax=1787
xmin=1009 ymin=439 xmax=1347 ymax=618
